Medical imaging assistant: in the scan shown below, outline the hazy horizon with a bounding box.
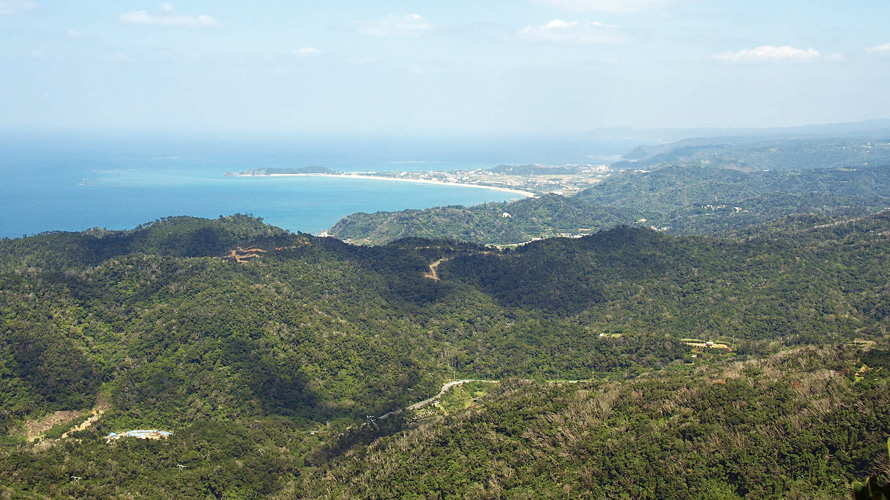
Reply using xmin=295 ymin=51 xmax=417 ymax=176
xmin=2 ymin=1 xmax=890 ymax=137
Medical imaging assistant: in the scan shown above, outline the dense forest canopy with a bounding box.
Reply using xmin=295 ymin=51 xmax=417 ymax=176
xmin=612 ymin=136 xmax=890 ymax=171
xmin=1 ymin=211 xmax=889 ymax=498
xmin=329 ymin=163 xmax=890 ymax=246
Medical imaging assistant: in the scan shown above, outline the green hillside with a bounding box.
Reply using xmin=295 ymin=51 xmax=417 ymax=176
xmin=303 ymin=346 xmax=890 ymax=499
xmin=613 ymin=136 xmax=890 ymax=171
xmin=329 ymin=194 xmax=628 ymax=246
xmin=328 ymin=164 xmax=890 ymax=245
xmin=1 ymin=214 xmax=889 ymax=498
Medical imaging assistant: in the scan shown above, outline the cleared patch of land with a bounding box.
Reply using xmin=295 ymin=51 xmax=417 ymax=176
xmin=682 ymin=338 xmax=733 ymax=350
xmin=222 ymin=247 xmax=267 ymax=263
xmin=423 ymin=258 xmax=449 ymax=281
xmin=24 ymin=411 xmax=84 ymax=442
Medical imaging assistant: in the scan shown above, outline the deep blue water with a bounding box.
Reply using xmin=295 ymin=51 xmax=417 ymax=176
xmin=0 ymin=133 xmax=630 ymax=238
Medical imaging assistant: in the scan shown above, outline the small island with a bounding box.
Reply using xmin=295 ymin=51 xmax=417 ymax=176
xmin=225 ymin=165 xmax=337 ymax=176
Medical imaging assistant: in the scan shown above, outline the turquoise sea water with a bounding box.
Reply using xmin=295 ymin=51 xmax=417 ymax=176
xmin=2 ymin=134 xmax=625 ymax=239
xmin=0 ymin=133 xmax=631 ymax=238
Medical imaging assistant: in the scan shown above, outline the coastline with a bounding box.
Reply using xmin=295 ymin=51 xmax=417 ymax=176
xmin=243 ymin=172 xmax=537 ymax=198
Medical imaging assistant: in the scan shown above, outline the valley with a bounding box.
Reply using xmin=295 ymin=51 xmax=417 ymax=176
xmin=1 ymin=208 xmax=888 ymax=497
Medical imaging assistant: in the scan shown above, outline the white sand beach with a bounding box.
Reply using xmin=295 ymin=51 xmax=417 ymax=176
xmin=257 ymin=172 xmax=537 ymax=198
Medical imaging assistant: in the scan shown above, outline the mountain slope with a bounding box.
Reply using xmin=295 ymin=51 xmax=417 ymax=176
xmin=1 ymin=213 xmax=889 ymax=497
xmin=301 ymin=346 xmax=890 ymax=499
xmin=327 ymin=164 xmax=890 ymax=245
xmin=328 ymin=193 xmax=627 ymax=246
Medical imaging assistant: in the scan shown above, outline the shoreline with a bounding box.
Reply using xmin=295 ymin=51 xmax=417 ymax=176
xmin=237 ymin=172 xmax=537 ymax=198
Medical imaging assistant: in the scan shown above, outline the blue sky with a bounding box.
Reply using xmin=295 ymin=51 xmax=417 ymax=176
xmin=2 ymin=0 xmax=889 ymax=136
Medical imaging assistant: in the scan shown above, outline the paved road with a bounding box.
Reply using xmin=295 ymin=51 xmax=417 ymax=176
xmin=379 ymin=379 xmax=498 ymax=420
xmin=406 ymin=379 xmax=498 ymax=410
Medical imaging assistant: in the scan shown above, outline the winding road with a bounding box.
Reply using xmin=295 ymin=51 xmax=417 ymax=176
xmin=406 ymin=379 xmax=498 ymax=410
xmin=379 ymin=379 xmax=498 ymax=420
xmin=423 ymin=258 xmax=450 ymax=281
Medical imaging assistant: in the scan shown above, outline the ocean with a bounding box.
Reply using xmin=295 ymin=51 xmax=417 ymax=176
xmin=0 ymin=132 xmax=630 ymax=239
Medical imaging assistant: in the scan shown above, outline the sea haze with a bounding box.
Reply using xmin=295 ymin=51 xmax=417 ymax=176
xmin=0 ymin=133 xmax=630 ymax=238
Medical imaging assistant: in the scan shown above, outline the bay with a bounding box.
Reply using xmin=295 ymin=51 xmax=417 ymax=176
xmin=0 ymin=136 xmax=529 ymax=238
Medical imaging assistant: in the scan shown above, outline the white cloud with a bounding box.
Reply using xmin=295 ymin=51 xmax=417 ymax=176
xmin=119 ymin=4 xmax=221 ymax=28
xmin=0 ymin=1 xmax=36 ymax=15
xmin=519 ymin=19 xmax=627 ymax=45
xmin=866 ymin=42 xmax=890 ymax=54
xmin=66 ymin=29 xmax=82 ymax=39
xmin=531 ymin=0 xmax=665 ymax=13
xmin=294 ymin=47 xmax=322 ymax=57
xmin=714 ymin=45 xmax=821 ymax=63
xmin=355 ymin=13 xmax=432 ymax=37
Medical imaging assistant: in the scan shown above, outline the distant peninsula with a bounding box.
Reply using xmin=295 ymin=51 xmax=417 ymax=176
xmin=225 ymin=163 xmax=611 ymax=197
xmin=225 ymin=165 xmax=336 ymax=176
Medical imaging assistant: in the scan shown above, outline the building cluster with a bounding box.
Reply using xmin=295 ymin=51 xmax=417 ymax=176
xmin=105 ymin=429 xmax=172 ymax=441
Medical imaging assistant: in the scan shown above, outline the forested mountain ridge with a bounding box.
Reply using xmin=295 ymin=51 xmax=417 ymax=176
xmin=303 ymin=345 xmax=890 ymax=499
xmin=0 ymin=214 xmax=298 ymax=271
xmin=1 ymin=213 xmax=889 ymax=498
xmin=613 ymin=136 xmax=890 ymax=171
xmin=328 ymin=164 xmax=890 ymax=245
xmin=328 ymin=194 xmax=629 ymax=246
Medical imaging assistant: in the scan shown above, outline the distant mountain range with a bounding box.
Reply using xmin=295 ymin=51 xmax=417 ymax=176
xmin=329 ymin=160 xmax=890 ymax=246
xmin=580 ymin=118 xmax=890 ymax=145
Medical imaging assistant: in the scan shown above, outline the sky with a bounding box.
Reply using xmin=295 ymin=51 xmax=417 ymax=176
xmin=2 ymin=0 xmax=890 ymax=137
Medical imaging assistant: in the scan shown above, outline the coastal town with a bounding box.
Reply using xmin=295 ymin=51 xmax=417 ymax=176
xmin=227 ymin=163 xmax=614 ymax=196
